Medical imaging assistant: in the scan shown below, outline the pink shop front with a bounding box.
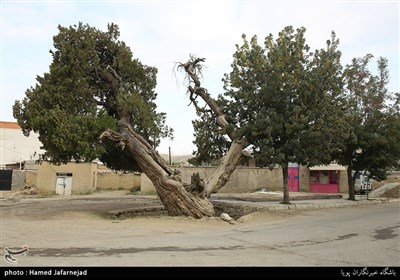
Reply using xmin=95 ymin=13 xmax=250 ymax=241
xmin=308 ymin=164 xmax=347 ymax=193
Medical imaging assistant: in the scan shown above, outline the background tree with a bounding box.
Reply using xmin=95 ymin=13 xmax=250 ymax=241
xmin=336 ymin=55 xmax=400 ymax=200
xmin=188 ymin=108 xmax=230 ymax=166
xmin=13 ymin=23 xmax=250 ymax=218
xmin=193 ymin=26 xmax=350 ymax=204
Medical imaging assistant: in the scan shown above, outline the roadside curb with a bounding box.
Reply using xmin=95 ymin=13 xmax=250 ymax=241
xmin=215 ymin=198 xmax=400 ymax=211
xmin=263 ymin=198 xmax=400 ymax=211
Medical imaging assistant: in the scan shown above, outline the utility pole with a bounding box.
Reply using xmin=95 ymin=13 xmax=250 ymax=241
xmin=169 ymin=146 xmax=172 ymax=166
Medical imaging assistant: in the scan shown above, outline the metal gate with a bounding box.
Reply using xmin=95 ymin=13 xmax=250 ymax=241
xmin=288 ymin=167 xmax=299 ymax=192
xmin=0 ymin=170 xmax=13 ymax=191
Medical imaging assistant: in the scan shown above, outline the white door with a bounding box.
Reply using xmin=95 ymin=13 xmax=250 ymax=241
xmin=56 ymin=177 xmax=65 ymax=195
xmin=64 ymin=177 xmax=72 ymax=195
xmin=55 ymin=175 xmax=72 ymax=195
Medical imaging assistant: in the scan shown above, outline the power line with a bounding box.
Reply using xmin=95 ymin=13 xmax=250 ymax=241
xmin=0 ymin=144 xmax=37 ymax=157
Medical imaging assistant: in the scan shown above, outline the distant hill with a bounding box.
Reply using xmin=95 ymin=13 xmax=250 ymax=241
xmin=159 ymin=154 xmax=193 ymax=165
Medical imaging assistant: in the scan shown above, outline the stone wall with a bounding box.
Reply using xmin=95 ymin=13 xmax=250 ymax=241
xmin=11 ymin=170 xmax=25 ymax=190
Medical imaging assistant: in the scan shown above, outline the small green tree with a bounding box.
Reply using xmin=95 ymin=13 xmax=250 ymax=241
xmin=337 ymin=55 xmax=400 ymax=200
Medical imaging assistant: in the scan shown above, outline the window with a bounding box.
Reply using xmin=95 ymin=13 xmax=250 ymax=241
xmin=329 ymin=171 xmax=338 ymax=184
xmin=310 ymin=171 xmax=319 ymax=184
xmin=320 ymin=171 xmax=329 ymax=184
xmin=310 ymin=170 xmax=338 ymax=184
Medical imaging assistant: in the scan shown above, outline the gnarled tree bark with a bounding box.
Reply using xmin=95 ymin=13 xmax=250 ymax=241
xmin=177 ymin=57 xmax=251 ymax=198
xmin=101 ymin=56 xmax=251 ymax=218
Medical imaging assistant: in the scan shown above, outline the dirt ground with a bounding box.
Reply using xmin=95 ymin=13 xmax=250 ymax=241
xmin=0 ymin=187 xmax=389 ymax=239
xmin=0 ymin=190 xmax=304 ymax=223
xmin=0 ymin=190 xmax=313 ymax=243
xmin=1 ymin=189 xmax=398 ymax=267
xmin=1 ymin=185 xmax=392 ymax=225
xmin=0 ymin=190 xmax=303 ymax=265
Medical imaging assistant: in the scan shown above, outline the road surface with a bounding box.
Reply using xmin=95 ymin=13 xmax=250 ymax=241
xmin=1 ymin=194 xmax=398 ymax=267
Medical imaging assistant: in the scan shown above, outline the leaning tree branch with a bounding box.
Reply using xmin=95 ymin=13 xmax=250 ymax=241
xmin=178 ymin=57 xmax=237 ymax=141
xmin=178 ymin=56 xmax=253 ymax=197
xmin=118 ymin=120 xmax=174 ymax=175
xmin=97 ymin=62 xmax=176 ymax=178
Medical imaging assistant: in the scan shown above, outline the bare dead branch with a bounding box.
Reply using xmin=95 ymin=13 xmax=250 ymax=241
xmin=177 ymin=56 xmax=205 ymax=87
xmin=178 ymin=56 xmax=239 ymax=141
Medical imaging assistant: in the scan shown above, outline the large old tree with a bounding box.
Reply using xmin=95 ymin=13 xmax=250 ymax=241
xmin=13 ymin=22 xmax=250 ymax=218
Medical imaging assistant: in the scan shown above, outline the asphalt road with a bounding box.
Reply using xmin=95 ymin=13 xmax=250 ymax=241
xmin=111 ymin=202 xmax=399 ymax=267
xmin=2 ymin=199 xmax=398 ymax=267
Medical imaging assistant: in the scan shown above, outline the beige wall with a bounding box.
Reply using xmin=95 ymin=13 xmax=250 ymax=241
xmin=24 ymin=163 xmax=140 ymax=193
xmin=141 ymin=166 xmax=283 ymax=194
xmin=25 ymin=171 xmax=37 ymax=188
xmin=26 ymin=161 xmax=355 ymax=195
xmin=142 ymin=165 xmax=351 ymax=194
xmin=338 ymin=170 xmax=348 ymax=193
xmin=36 ymin=162 xmax=97 ymax=194
xmin=299 ymin=166 xmax=310 ymax=192
xmin=97 ymin=172 xmax=141 ymax=190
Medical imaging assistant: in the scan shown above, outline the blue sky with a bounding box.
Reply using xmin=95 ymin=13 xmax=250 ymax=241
xmin=1 ymin=0 xmax=399 ymax=155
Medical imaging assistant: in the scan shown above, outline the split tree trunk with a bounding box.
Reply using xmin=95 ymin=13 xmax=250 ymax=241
xmin=101 ymin=119 xmax=247 ymax=218
xmin=100 ymin=56 xmax=250 ymax=218
xmin=101 ymin=120 xmax=214 ymax=218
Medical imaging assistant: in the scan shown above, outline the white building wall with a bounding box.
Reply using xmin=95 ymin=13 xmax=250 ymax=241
xmin=0 ymin=121 xmax=43 ymax=167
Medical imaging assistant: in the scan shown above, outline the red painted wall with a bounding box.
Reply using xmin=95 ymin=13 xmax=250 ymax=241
xmin=310 ymin=170 xmax=339 ymax=193
xmin=310 ymin=184 xmax=339 ymax=193
xmin=288 ymin=167 xmax=299 ymax=192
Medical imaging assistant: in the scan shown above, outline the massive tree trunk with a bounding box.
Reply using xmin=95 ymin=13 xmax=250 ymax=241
xmin=101 ymin=56 xmax=250 ymax=218
xmin=100 ymin=120 xmax=214 ymax=218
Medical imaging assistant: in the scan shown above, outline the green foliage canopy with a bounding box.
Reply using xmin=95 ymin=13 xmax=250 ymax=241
xmin=191 ymin=26 xmax=350 ymax=169
xmin=337 ymin=55 xmax=400 ymax=181
xmin=13 ymin=22 xmax=172 ymax=171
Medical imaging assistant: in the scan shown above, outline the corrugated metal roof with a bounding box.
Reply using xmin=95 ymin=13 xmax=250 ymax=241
xmin=0 ymin=121 xmax=20 ymax=129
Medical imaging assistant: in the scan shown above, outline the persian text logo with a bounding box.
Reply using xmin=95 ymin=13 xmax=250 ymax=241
xmin=4 ymin=245 xmax=29 ymax=264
